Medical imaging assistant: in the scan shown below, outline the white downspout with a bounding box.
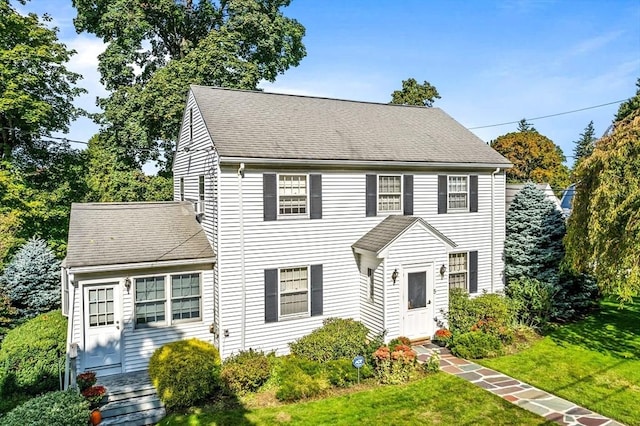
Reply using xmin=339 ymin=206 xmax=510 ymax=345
xmin=491 ymin=168 xmax=501 ymax=293
xmin=238 ymin=163 xmax=246 ymax=351
xmin=382 ymin=258 xmax=387 ymax=342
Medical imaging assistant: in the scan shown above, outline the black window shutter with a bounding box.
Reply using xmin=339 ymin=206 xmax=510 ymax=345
xmin=263 ymin=173 xmax=277 ymax=221
xmin=264 ymin=269 xmax=278 ymax=322
xmin=366 ymin=174 xmax=377 ymax=217
xmin=403 ymin=175 xmax=413 ymax=215
xmin=469 ymin=251 xmax=478 ymax=293
xmin=310 ymin=264 xmax=323 ymax=316
xmin=470 ymin=175 xmax=478 ymax=213
xmin=310 ymin=174 xmax=322 ymax=219
xmin=438 ymin=175 xmax=447 ymax=214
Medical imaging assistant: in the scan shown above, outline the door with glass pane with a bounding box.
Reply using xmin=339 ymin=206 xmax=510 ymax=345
xmin=401 ymin=267 xmax=434 ymax=339
xmin=83 ymin=283 xmax=121 ymax=370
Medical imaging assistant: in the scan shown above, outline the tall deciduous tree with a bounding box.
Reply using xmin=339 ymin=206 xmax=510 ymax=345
xmin=73 ymin=0 xmax=306 ymax=171
xmin=0 ymin=1 xmax=85 ymax=160
xmin=390 ymin=78 xmax=440 ymax=107
xmin=566 ymin=109 xmax=640 ymax=302
xmin=572 ymin=121 xmax=596 ymax=168
xmin=491 ymin=126 xmax=570 ymax=194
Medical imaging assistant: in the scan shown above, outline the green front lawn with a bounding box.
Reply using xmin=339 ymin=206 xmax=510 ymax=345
xmin=481 ymin=298 xmax=640 ymax=426
xmin=160 ymin=374 xmax=550 ymax=425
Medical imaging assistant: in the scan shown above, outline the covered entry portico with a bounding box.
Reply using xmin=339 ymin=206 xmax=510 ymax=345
xmin=353 ymin=215 xmax=456 ymax=342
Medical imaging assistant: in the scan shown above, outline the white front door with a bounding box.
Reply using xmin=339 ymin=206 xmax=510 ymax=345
xmin=401 ymin=267 xmax=434 ymax=339
xmin=83 ymin=283 xmax=122 ymax=373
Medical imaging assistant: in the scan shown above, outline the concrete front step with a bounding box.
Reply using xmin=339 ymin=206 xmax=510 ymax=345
xmin=106 ymin=383 xmax=157 ymax=402
xmin=98 ymin=407 xmax=166 ymax=426
xmin=101 ymin=394 xmax=163 ymax=418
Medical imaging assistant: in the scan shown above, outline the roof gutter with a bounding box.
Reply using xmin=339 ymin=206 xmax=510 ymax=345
xmin=66 ymin=257 xmax=216 ymax=274
xmin=219 ymin=156 xmax=512 ymax=170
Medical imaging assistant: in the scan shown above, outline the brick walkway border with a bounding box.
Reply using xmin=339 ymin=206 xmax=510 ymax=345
xmin=413 ymin=344 xmax=625 ymax=426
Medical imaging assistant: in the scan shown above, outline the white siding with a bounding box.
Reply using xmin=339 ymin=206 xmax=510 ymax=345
xmin=215 ymin=168 xmax=505 ymax=357
xmin=72 ymin=265 xmax=214 ymax=374
xmin=384 ymin=223 xmax=451 ymax=339
xmin=358 ymin=256 xmax=384 ymax=337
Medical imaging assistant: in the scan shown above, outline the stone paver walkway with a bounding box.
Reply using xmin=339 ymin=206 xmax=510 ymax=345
xmin=413 ymin=344 xmax=625 ymax=426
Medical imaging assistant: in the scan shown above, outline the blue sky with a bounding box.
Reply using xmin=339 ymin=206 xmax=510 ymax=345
xmin=20 ymin=0 xmax=640 ymax=168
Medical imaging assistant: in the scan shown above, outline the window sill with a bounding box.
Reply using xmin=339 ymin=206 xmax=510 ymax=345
xmin=277 ymin=313 xmax=311 ymax=322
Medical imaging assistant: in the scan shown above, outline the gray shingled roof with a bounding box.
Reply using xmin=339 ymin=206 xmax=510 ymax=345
xmin=64 ymin=202 xmax=215 ymax=268
xmin=353 ymin=215 xmax=456 ymax=255
xmin=190 ymin=85 xmax=511 ymax=166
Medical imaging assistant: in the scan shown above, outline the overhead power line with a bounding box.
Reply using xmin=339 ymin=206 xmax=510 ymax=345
xmin=467 ymin=99 xmax=625 ymax=130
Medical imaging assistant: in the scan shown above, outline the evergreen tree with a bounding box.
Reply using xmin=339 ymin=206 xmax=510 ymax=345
xmin=505 ymin=183 xmax=565 ymax=287
xmin=0 ymin=237 xmax=61 ymax=318
xmin=573 ymin=121 xmax=596 ymax=167
xmin=517 ymin=118 xmax=537 ymax=133
xmin=505 ymin=183 xmax=598 ymax=319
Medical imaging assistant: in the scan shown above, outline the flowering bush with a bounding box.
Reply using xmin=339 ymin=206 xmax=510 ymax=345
xmin=81 ymin=385 xmax=106 ymax=407
xmin=372 ymin=344 xmax=416 ymax=384
xmin=76 ymin=371 xmax=97 ymax=392
xmin=434 ymin=328 xmax=453 ymax=346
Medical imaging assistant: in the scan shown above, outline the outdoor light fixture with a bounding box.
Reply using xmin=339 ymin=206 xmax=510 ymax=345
xmin=440 ymin=264 xmax=447 ymax=277
xmin=124 ymin=277 xmax=131 ymax=294
xmin=391 ymin=269 xmax=399 ymax=284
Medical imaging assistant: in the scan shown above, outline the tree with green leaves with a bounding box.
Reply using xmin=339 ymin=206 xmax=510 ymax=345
xmin=490 ymin=126 xmax=570 ymax=194
xmin=566 ymin=108 xmax=640 ymax=302
xmin=390 ymin=78 xmax=440 ymax=107
xmin=0 ymin=0 xmax=85 ymax=160
xmin=84 ymin=136 xmax=172 ymax=202
xmin=73 ymin=0 xmax=307 ymax=171
xmin=572 ymin=121 xmax=596 ymax=168
xmin=615 ymin=78 xmax=640 ymax=123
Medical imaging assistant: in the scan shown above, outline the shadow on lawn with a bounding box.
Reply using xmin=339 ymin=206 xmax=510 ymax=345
xmin=162 ymin=393 xmax=255 ymax=425
xmin=549 ymin=297 xmax=639 ymax=359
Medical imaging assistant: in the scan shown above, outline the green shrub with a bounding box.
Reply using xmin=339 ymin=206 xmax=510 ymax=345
xmin=149 ymin=338 xmax=221 ymax=410
xmin=325 ymin=359 xmax=373 ymax=387
xmin=506 ymin=277 xmax=555 ymax=329
xmin=445 ymin=289 xmax=515 ymax=344
xmin=423 ymin=351 xmax=441 ymax=374
xmin=221 ymin=349 xmax=271 ymax=394
xmin=0 ymin=310 xmax=66 ymax=397
xmin=289 ymin=318 xmax=371 ymax=362
xmin=451 ymin=332 xmax=503 ymax=359
xmin=0 ymin=390 xmax=89 ymax=426
xmin=275 ymin=357 xmax=329 ymax=402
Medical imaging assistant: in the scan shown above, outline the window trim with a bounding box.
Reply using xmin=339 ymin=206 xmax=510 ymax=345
xmin=377 ymin=174 xmax=403 ymax=214
xmin=277 ymin=173 xmax=309 ymax=219
xmin=447 ymin=175 xmax=469 ymax=212
xmin=277 ymin=266 xmax=310 ymax=320
xmin=133 ymin=271 xmax=203 ymax=329
xmin=189 ymin=108 xmax=193 ymax=142
xmin=448 ymin=252 xmax=468 ymax=291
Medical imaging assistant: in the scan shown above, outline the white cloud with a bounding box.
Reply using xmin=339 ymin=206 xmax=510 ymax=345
xmin=572 ymin=31 xmax=623 ymax=56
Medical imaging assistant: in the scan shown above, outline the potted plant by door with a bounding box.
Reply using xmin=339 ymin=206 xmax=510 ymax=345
xmin=433 ymin=328 xmax=452 ymax=347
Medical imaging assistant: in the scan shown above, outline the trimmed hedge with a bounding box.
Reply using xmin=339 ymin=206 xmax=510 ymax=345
xmin=451 ymin=331 xmax=503 ymax=359
xmin=275 ymin=357 xmax=329 ymax=402
xmin=289 ymin=318 xmax=371 ymax=362
xmin=0 ymin=390 xmax=89 ymax=426
xmin=0 ymin=310 xmax=66 ymax=397
xmin=149 ymin=338 xmax=221 ymax=410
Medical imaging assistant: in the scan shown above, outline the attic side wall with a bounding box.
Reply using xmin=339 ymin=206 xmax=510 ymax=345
xmin=173 ymin=90 xmax=220 ymax=348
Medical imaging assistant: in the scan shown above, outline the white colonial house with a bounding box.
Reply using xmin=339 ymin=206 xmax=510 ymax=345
xmin=61 ymin=86 xmax=511 ymax=381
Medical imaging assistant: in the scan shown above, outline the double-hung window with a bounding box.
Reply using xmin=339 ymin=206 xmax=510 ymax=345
xmin=448 ymin=253 xmax=468 ymax=290
xmin=368 ymin=268 xmax=375 ymax=303
xmin=279 ymin=267 xmax=309 ymax=317
xmin=448 ymin=176 xmax=468 ymax=210
xmin=279 ymin=175 xmax=307 ymax=216
xmin=179 ymin=178 xmax=185 ymax=201
xmin=378 ymin=175 xmax=402 ymax=213
xmin=135 ymin=273 xmax=201 ymax=328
